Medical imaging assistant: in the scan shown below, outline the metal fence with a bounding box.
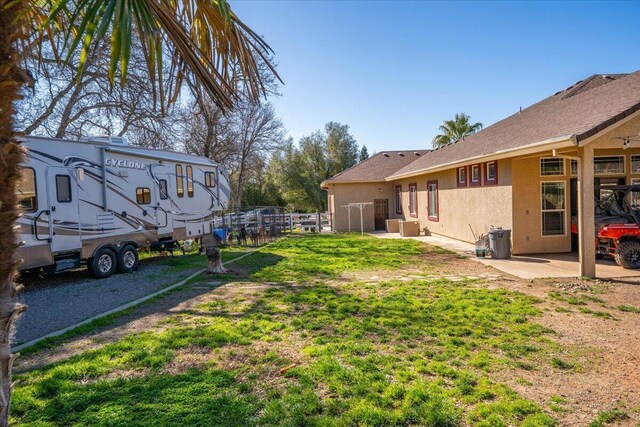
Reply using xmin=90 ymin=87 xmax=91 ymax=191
xmin=212 ymin=207 xmax=331 ymax=246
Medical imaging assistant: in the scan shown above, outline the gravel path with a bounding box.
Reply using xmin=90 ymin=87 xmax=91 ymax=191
xmin=14 ymin=257 xmax=203 ymax=345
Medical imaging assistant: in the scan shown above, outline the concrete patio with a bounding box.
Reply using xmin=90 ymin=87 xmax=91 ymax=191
xmin=371 ymin=231 xmax=640 ymax=280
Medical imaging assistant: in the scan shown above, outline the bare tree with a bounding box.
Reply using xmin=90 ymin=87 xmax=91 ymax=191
xmin=18 ymin=40 xmax=172 ymax=141
xmin=230 ymin=101 xmax=284 ymax=207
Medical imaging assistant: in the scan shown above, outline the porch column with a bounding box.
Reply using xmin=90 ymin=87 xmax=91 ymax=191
xmin=578 ymin=144 xmax=596 ymax=277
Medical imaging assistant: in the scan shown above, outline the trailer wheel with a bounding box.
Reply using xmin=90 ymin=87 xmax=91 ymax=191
xmin=88 ymin=248 xmax=117 ymax=278
xmin=614 ymin=241 xmax=640 ymax=269
xmin=117 ymin=245 xmax=139 ymax=273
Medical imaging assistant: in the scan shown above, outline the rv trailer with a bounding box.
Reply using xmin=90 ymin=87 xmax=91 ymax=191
xmin=15 ymin=135 xmax=230 ymax=278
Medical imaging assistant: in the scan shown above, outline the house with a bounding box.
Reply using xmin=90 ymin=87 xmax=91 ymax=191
xmin=321 ymin=71 xmax=640 ymax=276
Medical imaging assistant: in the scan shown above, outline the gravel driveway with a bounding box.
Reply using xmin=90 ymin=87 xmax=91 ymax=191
xmin=14 ymin=256 xmax=203 ymax=346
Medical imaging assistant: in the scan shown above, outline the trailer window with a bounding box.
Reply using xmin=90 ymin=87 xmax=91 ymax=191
xmin=158 ymin=179 xmax=168 ymax=200
xmin=136 ymin=187 xmax=151 ymax=204
xmin=56 ymin=175 xmax=72 ymax=203
xmin=205 ymin=172 xmax=216 ymax=188
xmin=175 ymin=164 xmax=184 ymax=198
xmin=18 ymin=167 xmax=37 ymax=212
xmin=186 ymin=165 xmax=194 ymax=197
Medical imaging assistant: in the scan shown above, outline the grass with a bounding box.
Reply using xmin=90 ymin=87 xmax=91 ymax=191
xmin=13 ymin=234 xmax=559 ymax=426
xmin=617 ymin=304 xmax=640 ymax=314
xmin=588 ymin=409 xmax=629 ymax=427
xmin=17 ymin=248 xmax=254 ymax=356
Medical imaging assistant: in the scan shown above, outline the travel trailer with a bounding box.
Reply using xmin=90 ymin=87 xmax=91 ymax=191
xmin=15 ymin=136 xmax=230 ymax=278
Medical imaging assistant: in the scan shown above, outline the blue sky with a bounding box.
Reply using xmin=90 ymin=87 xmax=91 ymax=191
xmin=232 ymin=1 xmax=640 ymax=153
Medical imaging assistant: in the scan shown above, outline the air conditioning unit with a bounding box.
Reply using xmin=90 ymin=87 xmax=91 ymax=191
xmin=88 ymin=136 xmax=129 ymax=146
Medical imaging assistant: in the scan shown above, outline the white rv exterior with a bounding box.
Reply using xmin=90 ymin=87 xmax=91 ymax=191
xmin=15 ymin=136 xmax=230 ymax=278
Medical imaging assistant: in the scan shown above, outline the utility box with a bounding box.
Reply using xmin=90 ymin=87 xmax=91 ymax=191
xmin=399 ymin=221 xmax=420 ymax=237
xmin=488 ymin=228 xmax=511 ymax=259
xmin=386 ymin=219 xmax=401 ymax=233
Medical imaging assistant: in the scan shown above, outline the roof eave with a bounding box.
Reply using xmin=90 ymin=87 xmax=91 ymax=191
xmin=386 ymin=135 xmax=576 ymax=181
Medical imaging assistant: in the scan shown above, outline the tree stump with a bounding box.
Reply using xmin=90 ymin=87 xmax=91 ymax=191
xmin=202 ymin=234 xmax=226 ymax=274
xmin=205 ymin=246 xmax=226 ymax=274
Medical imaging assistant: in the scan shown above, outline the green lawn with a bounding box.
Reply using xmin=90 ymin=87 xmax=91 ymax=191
xmin=13 ymin=234 xmax=559 ymax=426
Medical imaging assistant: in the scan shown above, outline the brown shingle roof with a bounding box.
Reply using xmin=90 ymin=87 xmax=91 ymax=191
xmin=389 ymin=71 xmax=640 ymax=179
xmin=322 ymin=150 xmax=430 ymax=186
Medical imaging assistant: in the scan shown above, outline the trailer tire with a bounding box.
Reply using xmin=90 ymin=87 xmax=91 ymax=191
xmin=615 ymin=241 xmax=640 ymax=269
xmin=117 ymin=245 xmax=139 ymax=273
xmin=88 ymin=248 xmax=117 ymax=278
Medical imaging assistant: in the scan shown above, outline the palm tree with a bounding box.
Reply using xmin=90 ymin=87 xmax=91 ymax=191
xmin=0 ymin=1 xmax=279 ymax=424
xmin=432 ymin=113 xmax=483 ymax=147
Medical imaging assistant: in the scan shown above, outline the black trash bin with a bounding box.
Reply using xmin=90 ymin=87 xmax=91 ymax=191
xmin=488 ymin=228 xmax=511 ymax=259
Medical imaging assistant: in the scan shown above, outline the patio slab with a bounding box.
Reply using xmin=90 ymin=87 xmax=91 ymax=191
xmin=370 ymin=231 xmax=640 ymax=280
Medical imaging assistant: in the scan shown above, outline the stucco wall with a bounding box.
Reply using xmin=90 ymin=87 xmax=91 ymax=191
xmin=393 ymin=159 xmax=513 ymax=244
xmin=326 ymin=182 xmax=395 ymax=232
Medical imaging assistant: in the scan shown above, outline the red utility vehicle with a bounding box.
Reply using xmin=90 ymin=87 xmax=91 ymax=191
xmin=571 ymin=185 xmax=640 ymax=269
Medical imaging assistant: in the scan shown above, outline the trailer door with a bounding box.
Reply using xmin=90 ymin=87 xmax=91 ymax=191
xmin=46 ymin=166 xmax=82 ymax=253
xmin=154 ymin=173 xmax=173 ymax=236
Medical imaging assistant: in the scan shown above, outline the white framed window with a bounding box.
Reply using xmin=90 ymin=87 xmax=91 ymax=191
xmin=594 ymin=156 xmax=625 ymax=175
xmin=541 ymin=181 xmax=566 ymax=236
xmin=540 ymin=158 xmax=564 ymax=176
xmin=630 ymin=155 xmax=640 ymax=174
xmin=570 ymin=159 xmax=578 ymax=176
xmin=457 ymin=167 xmax=467 ymax=187
xmin=409 ymin=183 xmax=417 ymax=217
xmin=394 ymin=185 xmax=402 ymax=214
xmin=427 ymin=181 xmax=438 ymax=221
xmin=470 ymin=164 xmax=481 ymax=186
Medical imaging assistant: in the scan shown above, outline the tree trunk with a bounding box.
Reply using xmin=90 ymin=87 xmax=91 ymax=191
xmin=0 ymin=1 xmax=28 ymax=425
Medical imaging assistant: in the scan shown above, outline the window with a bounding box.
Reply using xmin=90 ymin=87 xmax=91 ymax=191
xmin=484 ymin=161 xmax=497 ymax=185
xmin=136 ymin=187 xmax=151 ymax=204
xmin=594 ymin=156 xmax=625 ymax=175
xmin=394 ymin=185 xmax=402 ymax=214
xmin=570 ymin=159 xmax=578 ymax=176
xmin=631 ymin=155 xmax=640 ymax=174
xmin=175 ymin=164 xmax=184 ymax=198
xmin=186 ymin=165 xmax=194 ymax=197
xmin=18 ymin=168 xmax=37 ymax=212
xmin=55 ymin=174 xmax=72 ymax=203
xmin=540 ymin=158 xmax=564 ymax=176
xmin=205 ymin=172 xmax=216 ymax=188
xmin=427 ymin=181 xmax=438 ymax=221
xmin=409 ymin=183 xmax=417 ymax=217
xmin=470 ymin=164 xmax=481 ymax=186
xmin=457 ymin=167 xmax=467 ymax=187
xmin=541 ymin=181 xmax=565 ymax=236
xmin=158 ymin=179 xmax=168 ymax=200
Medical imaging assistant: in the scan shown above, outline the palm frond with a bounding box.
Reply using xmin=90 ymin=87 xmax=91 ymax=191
xmin=45 ymin=0 xmax=280 ymax=111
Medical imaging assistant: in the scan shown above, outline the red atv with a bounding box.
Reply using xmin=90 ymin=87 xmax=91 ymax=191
xmin=571 ymin=185 xmax=640 ymax=269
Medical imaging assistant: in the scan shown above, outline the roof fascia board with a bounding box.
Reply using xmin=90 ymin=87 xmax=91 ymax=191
xmin=577 ymin=108 xmax=640 ymax=147
xmin=386 ymin=136 xmax=575 ymax=181
xmin=321 ymin=179 xmax=388 ymax=187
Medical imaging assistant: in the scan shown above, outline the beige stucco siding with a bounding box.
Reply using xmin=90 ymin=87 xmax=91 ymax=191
xmin=326 ymin=182 xmax=395 ymax=232
xmin=392 ymin=159 xmax=513 ymax=244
